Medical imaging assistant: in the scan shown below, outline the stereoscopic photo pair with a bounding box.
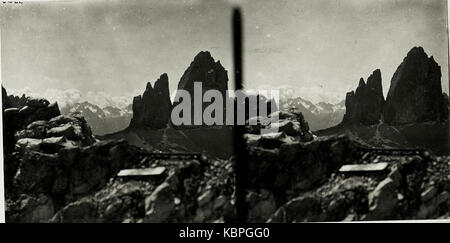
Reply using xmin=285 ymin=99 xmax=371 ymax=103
xmin=0 ymin=0 xmax=449 ymax=223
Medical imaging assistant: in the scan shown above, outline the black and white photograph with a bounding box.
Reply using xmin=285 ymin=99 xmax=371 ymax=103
xmin=0 ymin=0 xmax=449 ymax=224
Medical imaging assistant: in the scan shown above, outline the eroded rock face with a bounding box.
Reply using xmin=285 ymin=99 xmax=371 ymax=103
xmin=2 ymin=86 xmax=12 ymax=109
xmin=129 ymin=73 xmax=172 ymax=129
xmin=265 ymin=153 xmax=450 ymax=222
xmin=176 ymin=51 xmax=228 ymax=99
xmin=342 ymin=69 xmax=385 ymax=125
xmin=2 ymin=89 xmax=145 ymax=222
xmin=245 ymin=132 xmax=363 ymax=203
xmin=173 ymin=51 xmax=229 ymax=126
xmin=383 ymin=47 xmax=448 ymax=124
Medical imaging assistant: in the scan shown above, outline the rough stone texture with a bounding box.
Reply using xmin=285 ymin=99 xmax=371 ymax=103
xmin=247 ymin=190 xmax=277 ymax=222
xmin=365 ymin=178 xmax=398 ymax=220
xmin=6 ymin=194 xmax=55 ymax=223
xmin=245 ymin=110 xmax=313 ymax=142
xmin=129 ymin=73 xmax=172 ymax=129
xmin=342 ymin=69 xmax=385 ymax=125
xmin=2 ymin=86 xmax=12 ymax=109
xmin=173 ymin=51 xmax=228 ymax=126
xmin=143 ymin=182 xmax=175 ymax=223
xmin=246 ymin=134 xmax=363 ymax=202
xmin=2 ymin=89 xmax=61 ymax=154
xmin=384 ymin=46 xmax=448 ymax=124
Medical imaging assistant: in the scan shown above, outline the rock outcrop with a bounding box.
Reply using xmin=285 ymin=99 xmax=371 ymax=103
xmin=2 ymin=86 xmax=12 ymax=109
xmin=266 ymin=152 xmax=450 ymax=222
xmin=2 ymin=88 xmax=146 ymax=222
xmin=176 ymin=51 xmax=228 ymax=99
xmin=342 ymin=69 xmax=385 ymax=125
xmin=383 ymin=47 xmax=448 ymax=124
xmin=173 ymin=51 xmax=229 ymax=126
xmin=129 ymin=73 xmax=172 ymax=129
xmin=2 ymin=88 xmax=61 ymax=154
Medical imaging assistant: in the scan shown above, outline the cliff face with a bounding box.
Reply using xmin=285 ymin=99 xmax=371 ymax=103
xmin=176 ymin=51 xmax=228 ymax=98
xmin=172 ymin=51 xmax=229 ymax=126
xmin=129 ymin=73 xmax=172 ymax=129
xmin=342 ymin=47 xmax=448 ymax=126
xmin=342 ymin=69 xmax=385 ymax=125
xmin=383 ymin=47 xmax=448 ymax=124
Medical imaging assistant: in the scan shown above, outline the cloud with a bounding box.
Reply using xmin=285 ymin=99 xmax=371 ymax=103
xmin=6 ymin=87 xmax=139 ymax=109
xmin=257 ymin=84 xmax=347 ymax=105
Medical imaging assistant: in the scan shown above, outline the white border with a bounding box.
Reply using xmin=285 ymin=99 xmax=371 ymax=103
xmin=0 ymin=0 xmax=449 ymax=224
xmin=0 ymin=27 xmax=5 ymax=224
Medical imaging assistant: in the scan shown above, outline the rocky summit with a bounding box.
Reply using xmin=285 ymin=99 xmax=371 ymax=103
xmin=176 ymin=51 xmax=228 ymax=98
xmin=172 ymin=51 xmax=229 ymax=126
xmin=342 ymin=69 xmax=385 ymax=125
xmin=129 ymin=73 xmax=172 ymax=129
xmin=341 ymin=47 xmax=448 ymax=126
xmin=383 ymin=46 xmax=448 ymax=124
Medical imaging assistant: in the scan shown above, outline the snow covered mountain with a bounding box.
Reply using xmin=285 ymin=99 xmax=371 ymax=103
xmin=61 ymin=101 xmax=132 ymax=135
xmin=279 ymin=96 xmax=345 ymax=131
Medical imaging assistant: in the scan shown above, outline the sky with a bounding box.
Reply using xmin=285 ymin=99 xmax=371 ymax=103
xmin=0 ymin=0 xmax=448 ymax=107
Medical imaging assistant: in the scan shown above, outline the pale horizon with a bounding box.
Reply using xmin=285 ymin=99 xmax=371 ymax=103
xmin=1 ymin=0 xmax=448 ymax=107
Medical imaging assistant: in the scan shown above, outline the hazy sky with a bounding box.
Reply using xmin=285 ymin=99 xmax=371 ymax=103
xmin=0 ymin=0 xmax=448 ymax=106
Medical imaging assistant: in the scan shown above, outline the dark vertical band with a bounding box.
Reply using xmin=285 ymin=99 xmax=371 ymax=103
xmin=232 ymin=7 xmax=248 ymax=222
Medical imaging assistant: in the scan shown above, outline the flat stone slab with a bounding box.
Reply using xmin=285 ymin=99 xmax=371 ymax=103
xmin=117 ymin=167 xmax=166 ymax=177
xmin=339 ymin=163 xmax=389 ymax=173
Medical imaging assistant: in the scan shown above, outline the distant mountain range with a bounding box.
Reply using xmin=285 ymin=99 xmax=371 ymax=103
xmin=60 ymin=101 xmax=132 ymax=135
xmin=60 ymin=95 xmax=344 ymax=135
xmin=279 ymin=96 xmax=345 ymax=131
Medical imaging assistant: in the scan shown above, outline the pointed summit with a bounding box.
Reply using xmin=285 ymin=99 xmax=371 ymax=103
xmin=173 ymin=51 xmax=229 ymax=126
xmin=177 ymin=51 xmax=228 ymax=93
xmin=130 ymin=73 xmax=172 ymax=129
xmin=383 ymin=47 xmax=447 ymax=124
xmin=342 ymin=69 xmax=385 ymax=125
xmin=358 ymin=78 xmax=366 ymax=87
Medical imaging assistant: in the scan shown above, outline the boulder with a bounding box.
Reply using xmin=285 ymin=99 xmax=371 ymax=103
xmin=15 ymin=138 xmax=42 ymax=152
xmin=258 ymin=132 xmax=291 ymax=149
xmin=7 ymin=194 xmax=55 ymax=223
xmin=366 ymin=178 xmax=398 ymax=219
xmin=50 ymin=199 xmax=98 ymax=223
xmin=197 ymin=190 xmax=214 ymax=207
xmin=247 ymin=190 xmax=277 ymax=222
xmin=144 ymin=182 xmax=175 ymax=223
xmin=268 ymin=196 xmax=321 ymax=223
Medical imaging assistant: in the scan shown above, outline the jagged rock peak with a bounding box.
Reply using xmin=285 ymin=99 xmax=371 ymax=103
xmin=177 ymin=51 xmax=228 ymax=92
xmin=2 ymin=86 xmax=12 ymax=109
xmin=366 ymin=69 xmax=382 ymax=92
xmin=193 ymin=51 xmax=214 ymax=62
xmin=173 ymin=51 xmax=229 ymax=126
xmin=383 ymin=46 xmax=447 ymax=124
xmin=358 ymin=78 xmax=366 ymax=88
xmin=342 ymin=69 xmax=385 ymax=125
xmin=129 ymin=73 xmax=172 ymax=129
xmin=154 ymin=73 xmax=169 ymax=94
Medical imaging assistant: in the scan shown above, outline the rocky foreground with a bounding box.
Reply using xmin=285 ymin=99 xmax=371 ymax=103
xmin=2 ymin=87 xmax=450 ymax=222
